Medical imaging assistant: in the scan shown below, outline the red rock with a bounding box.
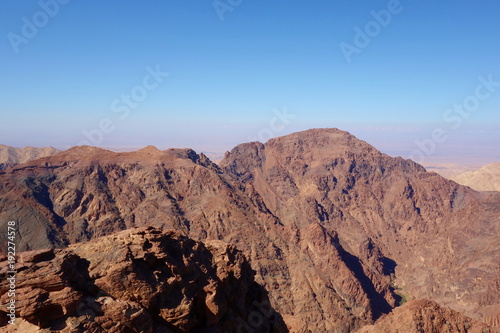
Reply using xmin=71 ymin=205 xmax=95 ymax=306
xmin=0 ymin=227 xmax=286 ymax=332
xmin=357 ymin=299 xmax=492 ymax=333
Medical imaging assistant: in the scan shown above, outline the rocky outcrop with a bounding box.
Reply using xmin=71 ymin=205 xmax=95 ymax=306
xmin=356 ymin=299 xmax=492 ymax=333
xmin=0 ymin=163 xmax=16 ymax=171
xmin=0 ymin=227 xmax=287 ymax=332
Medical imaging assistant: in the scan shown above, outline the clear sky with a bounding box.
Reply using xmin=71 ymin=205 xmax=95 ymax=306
xmin=1 ymin=0 xmax=499 ymax=164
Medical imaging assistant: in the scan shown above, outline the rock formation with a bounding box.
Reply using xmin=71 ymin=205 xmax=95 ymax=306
xmin=357 ymin=299 xmax=492 ymax=333
xmin=0 ymin=227 xmax=286 ymax=332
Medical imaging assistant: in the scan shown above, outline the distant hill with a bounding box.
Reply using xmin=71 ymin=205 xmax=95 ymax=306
xmin=421 ymin=163 xmax=479 ymax=178
xmin=0 ymin=144 xmax=61 ymax=165
xmin=451 ymin=162 xmax=500 ymax=191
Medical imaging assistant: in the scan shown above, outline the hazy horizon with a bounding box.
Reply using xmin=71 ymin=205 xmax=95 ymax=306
xmin=2 ymin=123 xmax=498 ymax=168
xmin=1 ymin=1 xmax=499 ymax=166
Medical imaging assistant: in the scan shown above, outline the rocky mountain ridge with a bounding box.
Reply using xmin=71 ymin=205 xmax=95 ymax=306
xmin=0 ymin=128 xmax=498 ymax=332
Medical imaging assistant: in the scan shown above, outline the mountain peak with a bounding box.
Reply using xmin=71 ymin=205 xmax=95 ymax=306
xmin=65 ymin=145 xmax=111 ymax=154
xmin=266 ymin=127 xmax=377 ymax=154
xmin=137 ymin=145 xmax=161 ymax=153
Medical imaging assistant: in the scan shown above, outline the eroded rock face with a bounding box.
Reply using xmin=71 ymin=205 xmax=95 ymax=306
xmin=356 ymin=299 xmax=492 ymax=333
xmin=0 ymin=163 xmax=16 ymax=171
xmin=0 ymin=227 xmax=287 ymax=332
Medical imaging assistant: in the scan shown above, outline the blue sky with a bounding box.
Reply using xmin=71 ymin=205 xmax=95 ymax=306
xmin=1 ymin=0 xmax=499 ymax=164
